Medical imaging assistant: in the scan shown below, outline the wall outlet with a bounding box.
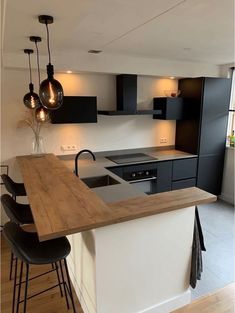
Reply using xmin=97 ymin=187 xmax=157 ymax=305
xmin=61 ymin=145 xmax=77 ymax=151
xmin=160 ymin=138 xmax=167 ymax=144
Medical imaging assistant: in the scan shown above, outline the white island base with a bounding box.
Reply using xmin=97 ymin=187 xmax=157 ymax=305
xmin=67 ymin=206 xmax=195 ymax=313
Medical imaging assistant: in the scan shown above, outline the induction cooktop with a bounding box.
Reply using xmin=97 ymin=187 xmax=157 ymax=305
xmin=106 ymin=153 xmax=157 ymax=164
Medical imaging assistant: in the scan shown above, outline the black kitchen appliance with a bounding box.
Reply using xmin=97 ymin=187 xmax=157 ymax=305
xmin=98 ymin=75 xmax=161 ymax=115
xmin=107 ymin=160 xmax=158 ymax=194
xmin=106 ymin=153 xmax=157 ymax=164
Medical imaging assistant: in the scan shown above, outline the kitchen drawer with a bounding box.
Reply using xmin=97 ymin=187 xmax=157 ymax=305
xmin=172 ymin=178 xmax=196 ymax=190
xmin=172 ymin=158 xmax=197 ymax=181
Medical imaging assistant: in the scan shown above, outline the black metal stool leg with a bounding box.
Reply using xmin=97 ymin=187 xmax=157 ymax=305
xmin=16 ymin=261 xmax=24 ymax=313
xmin=64 ymin=259 xmax=76 ymax=313
xmin=55 ymin=262 xmax=63 ymax=297
xmin=59 ymin=260 xmax=70 ymax=309
xmin=23 ymin=264 xmax=29 ymax=313
xmin=9 ymin=252 xmax=14 ymax=280
xmin=12 ymin=258 xmax=18 ymax=313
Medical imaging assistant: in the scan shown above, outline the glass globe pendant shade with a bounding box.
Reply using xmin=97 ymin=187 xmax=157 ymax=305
xmin=35 ymin=105 xmax=50 ymax=122
xmin=23 ymin=83 xmax=40 ymax=109
xmin=39 ymin=63 xmax=63 ymax=110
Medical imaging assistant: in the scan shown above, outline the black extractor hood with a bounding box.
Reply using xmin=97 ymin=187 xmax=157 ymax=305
xmin=98 ymin=74 xmax=161 ymax=115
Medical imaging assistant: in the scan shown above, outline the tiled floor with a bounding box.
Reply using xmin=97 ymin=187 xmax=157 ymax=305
xmin=191 ymin=200 xmax=235 ymax=299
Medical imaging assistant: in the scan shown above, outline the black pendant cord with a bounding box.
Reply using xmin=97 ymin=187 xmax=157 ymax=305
xmin=27 ymin=53 xmax=33 ymax=84
xmin=35 ymin=41 xmax=41 ymax=87
xmin=45 ymin=22 xmax=52 ymax=64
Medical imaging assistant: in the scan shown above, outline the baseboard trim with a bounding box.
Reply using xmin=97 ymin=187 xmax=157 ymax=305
xmin=219 ymin=193 xmax=234 ymax=205
xmin=136 ymin=289 xmax=191 ymax=313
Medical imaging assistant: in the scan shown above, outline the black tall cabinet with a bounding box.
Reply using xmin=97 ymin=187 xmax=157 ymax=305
xmin=176 ymin=77 xmax=231 ymax=195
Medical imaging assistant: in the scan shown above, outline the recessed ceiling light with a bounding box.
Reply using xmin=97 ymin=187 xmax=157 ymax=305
xmin=169 ymin=76 xmax=175 ymax=79
xmin=66 ymin=70 xmax=72 ymax=74
xmin=88 ymin=50 xmax=102 ymax=54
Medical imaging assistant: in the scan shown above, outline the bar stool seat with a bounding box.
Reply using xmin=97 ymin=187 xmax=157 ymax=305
xmin=4 ymin=222 xmax=71 ymax=264
xmin=1 ymin=194 xmax=34 ymax=281
xmin=1 ymin=194 xmax=33 ymax=224
xmin=3 ymin=222 xmax=76 ymax=313
xmin=1 ymin=174 xmax=26 ymax=198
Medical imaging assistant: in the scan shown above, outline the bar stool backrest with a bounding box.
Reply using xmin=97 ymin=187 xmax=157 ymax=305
xmin=1 ymin=174 xmax=26 ymax=197
xmin=1 ymin=194 xmax=22 ymax=224
xmin=3 ymin=221 xmax=28 ymax=262
xmin=1 ymin=174 xmax=16 ymax=195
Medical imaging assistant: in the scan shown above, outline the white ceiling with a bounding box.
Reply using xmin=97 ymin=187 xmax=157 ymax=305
xmin=2 ymin=0 xmax=235 ymax=65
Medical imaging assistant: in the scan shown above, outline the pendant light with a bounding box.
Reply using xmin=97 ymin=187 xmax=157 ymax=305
xmin=38 ymin=15 xmax=63 ymax=110
xmin=30 ymin=36 xmax=50 ymax=122
xmin=23 ymin=49 xmax=40 ymax=109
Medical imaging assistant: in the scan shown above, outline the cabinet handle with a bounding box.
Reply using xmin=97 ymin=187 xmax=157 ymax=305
xmin=128 ymin=176 xmax=157 ymax=183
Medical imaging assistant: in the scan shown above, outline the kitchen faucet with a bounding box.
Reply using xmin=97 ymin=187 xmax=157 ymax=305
xmin=75 ymin=149 xmax=96 ymax=176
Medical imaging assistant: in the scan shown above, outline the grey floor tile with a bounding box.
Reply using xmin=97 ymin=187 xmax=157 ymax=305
xmin=191 ymin=200 xmax=235 ymax=299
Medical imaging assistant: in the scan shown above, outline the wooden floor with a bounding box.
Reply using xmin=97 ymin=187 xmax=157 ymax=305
xmin=1 ymin=236 xmax=84 ymax=313
xmin=172 ymin=283 xmax=235 ymax=313
xmin=1 ymin=235 xmax=234 ymax=313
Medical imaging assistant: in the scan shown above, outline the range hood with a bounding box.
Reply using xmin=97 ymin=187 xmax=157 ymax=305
xmin=98 ymin=74 xmax=161 ymax=115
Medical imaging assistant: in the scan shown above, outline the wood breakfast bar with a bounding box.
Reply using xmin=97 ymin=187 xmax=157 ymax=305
xmin=17 ymin=153 xmax=216 ymax=313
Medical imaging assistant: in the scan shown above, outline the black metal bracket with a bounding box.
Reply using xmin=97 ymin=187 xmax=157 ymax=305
xmin=24 ymin=49 xmax=34 ymax=54
xmin=38 ymin=15 xmax=54 ymax=24
xmin=30 ymin=36 xmax=42 ymax=43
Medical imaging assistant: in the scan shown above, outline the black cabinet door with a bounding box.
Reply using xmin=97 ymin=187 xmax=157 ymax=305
xmin=172 ymin=178 xmax=196 ymax=190
xmin=172 ymin=158 xmax=197 ymax=181
xmin=50 ymin=96 xmax=97 ymax=124
xmin=175 ymin=78 xmax=203 ymax=154
xmin=156 ymin=161 xmax=172 ymax=193
xmin=153 ymin=97 xmax=184 ymax=120
xmin=197 ymin=154 xmax=225 ymax=195
xmin=199 ymin=78 xmax=231 ymax=155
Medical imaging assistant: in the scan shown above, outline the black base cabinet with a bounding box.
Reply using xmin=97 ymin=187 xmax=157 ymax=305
xmin=197 ymin=154 xmax=225 ymax=195
xmin=156 ymin=161 xmax=172 ymax=193
xmin=172 ymin=178 xmax=196 ymax=190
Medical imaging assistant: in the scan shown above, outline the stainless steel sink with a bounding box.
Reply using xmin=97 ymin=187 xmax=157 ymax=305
xmin=81 ymin=175 xmax=120 ymax=188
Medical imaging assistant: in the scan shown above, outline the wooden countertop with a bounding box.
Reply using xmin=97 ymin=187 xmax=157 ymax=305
xmin=17 ymin=154 xmax=216 ymax=241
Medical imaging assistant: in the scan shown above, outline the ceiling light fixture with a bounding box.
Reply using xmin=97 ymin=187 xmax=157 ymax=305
xmin=38 ymin=15 xmax=63 ymax=110
xmin=66 ymin=70 xmax=72 ymax=74
xmin=30 ymin=36 xmax=50 ymax=122
xmin=23 ymin=49 xmax=40 ymax=109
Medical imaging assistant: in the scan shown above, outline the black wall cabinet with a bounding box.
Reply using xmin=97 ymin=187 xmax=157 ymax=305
xmin=153 ymin=97 xmax=184 ymax=120
xmin=50 ymin=96 xmax=97 ymax=124
xmin=176 ymin=77 xmax=231 ymax=195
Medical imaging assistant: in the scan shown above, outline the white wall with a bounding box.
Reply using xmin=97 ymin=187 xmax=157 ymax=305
xmin=1 ymin=68 xmax=177 ymax=174
xmin=221 ymin=147 xmax=235 ymax=205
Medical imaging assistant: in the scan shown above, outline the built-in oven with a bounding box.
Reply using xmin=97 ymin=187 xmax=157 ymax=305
xmin=122 ymin=163 xmax=158 ymax=195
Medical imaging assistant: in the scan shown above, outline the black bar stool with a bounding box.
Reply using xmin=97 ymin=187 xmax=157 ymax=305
xmin=1 ymin=174 xmax=26 ymax=201
xmin=1 ymin=194 xmax=33 ymax=280
xmin=3 ymin=221 xmax=76 ymax=313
